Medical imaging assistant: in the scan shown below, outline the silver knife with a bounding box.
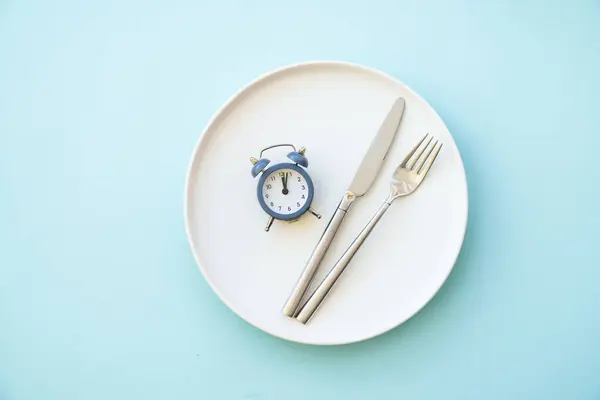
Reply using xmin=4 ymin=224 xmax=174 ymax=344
xmin=282 ymin=97 xmax=406 ymax=317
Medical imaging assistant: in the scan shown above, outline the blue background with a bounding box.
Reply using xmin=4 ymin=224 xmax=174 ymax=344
xmin=1 ymin=0 xmax=599 ymax=399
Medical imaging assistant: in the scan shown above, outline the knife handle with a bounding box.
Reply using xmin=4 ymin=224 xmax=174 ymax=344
xmin=295 ymin=199 xmax=391 ymax=324
xmin=282 ymin=191 xmax=357 ymax=317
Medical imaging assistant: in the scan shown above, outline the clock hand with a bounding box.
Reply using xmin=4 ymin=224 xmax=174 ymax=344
xmin=282 ymin=173 xmax=289 ymax=195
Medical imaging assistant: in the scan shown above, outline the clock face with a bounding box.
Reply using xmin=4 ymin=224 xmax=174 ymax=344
xmin=258 ymin=165 xmax=313 ymax=219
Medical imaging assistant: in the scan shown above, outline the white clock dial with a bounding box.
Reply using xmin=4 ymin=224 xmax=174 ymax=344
xmin=261 ymin=168 xmax=310 ymax=215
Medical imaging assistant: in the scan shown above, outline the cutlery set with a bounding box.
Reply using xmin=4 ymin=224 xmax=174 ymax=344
xmin=282 ymin=97 xmax=443 ymax=324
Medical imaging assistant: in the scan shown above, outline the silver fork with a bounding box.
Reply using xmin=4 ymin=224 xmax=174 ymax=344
xmin=294 ymin=134 xmax=443 ymax=324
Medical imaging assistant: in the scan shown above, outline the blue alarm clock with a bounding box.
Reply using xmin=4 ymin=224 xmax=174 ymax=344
xmin=250 ymin=144 xmax=321 ymax=232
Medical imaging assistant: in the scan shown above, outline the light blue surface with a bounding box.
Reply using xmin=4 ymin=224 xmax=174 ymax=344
xmin=1 ymin=0 xmax=599 ymax=398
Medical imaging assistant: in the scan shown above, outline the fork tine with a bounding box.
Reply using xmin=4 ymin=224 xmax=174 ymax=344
xmin=418 ymin=141 xmax=443 ymax=176
xmin=401 ymin=134 xmax=430 ymax=168
xmin=406 ymin=135 xmax=434 ymax=170
xmin=413 ymin=138 xmax=439 ymax=173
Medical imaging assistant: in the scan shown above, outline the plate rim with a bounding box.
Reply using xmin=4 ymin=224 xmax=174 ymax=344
xmin=184 ymin=60 xmax=469 ymax=345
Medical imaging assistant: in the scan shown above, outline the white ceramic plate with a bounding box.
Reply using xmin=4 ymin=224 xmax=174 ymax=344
xmin=185 ymin=61 xmax=468 ymax=345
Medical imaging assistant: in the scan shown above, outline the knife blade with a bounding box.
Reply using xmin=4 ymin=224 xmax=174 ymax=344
xmin=282 ymin=97 xmax=406 ymax=318
xmin=348 ymin=97 xmax=406 ymax=195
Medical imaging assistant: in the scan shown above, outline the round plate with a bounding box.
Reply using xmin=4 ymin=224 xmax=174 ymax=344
xmin=185 ymin=61 xmax=468 ymax=345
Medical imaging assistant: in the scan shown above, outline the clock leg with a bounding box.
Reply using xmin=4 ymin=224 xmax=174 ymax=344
xmin=265 ymin=216 xmax=275 ymax=232
xmin=309 ymin=208 xmax=322 ymax=219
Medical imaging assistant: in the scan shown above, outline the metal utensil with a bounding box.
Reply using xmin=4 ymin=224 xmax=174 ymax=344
xmin=282 ymin=97 xmax=406 ymax=317
xmin=295 ymin=133 xmax=443 ymax=324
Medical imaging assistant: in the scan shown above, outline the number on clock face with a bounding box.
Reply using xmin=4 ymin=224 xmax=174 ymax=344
xmin=262 ymin=168 xmax=309 ymax=215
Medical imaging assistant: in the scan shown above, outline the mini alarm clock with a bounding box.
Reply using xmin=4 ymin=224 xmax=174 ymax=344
xmin=250 ymin=144 xmax=321 ymax=232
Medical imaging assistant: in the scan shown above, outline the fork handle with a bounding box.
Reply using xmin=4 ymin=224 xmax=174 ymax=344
xmin=282 ymin=192 xmax=357 ymax=317
xmin=295 ymin=199 xmax=392 ymax=324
